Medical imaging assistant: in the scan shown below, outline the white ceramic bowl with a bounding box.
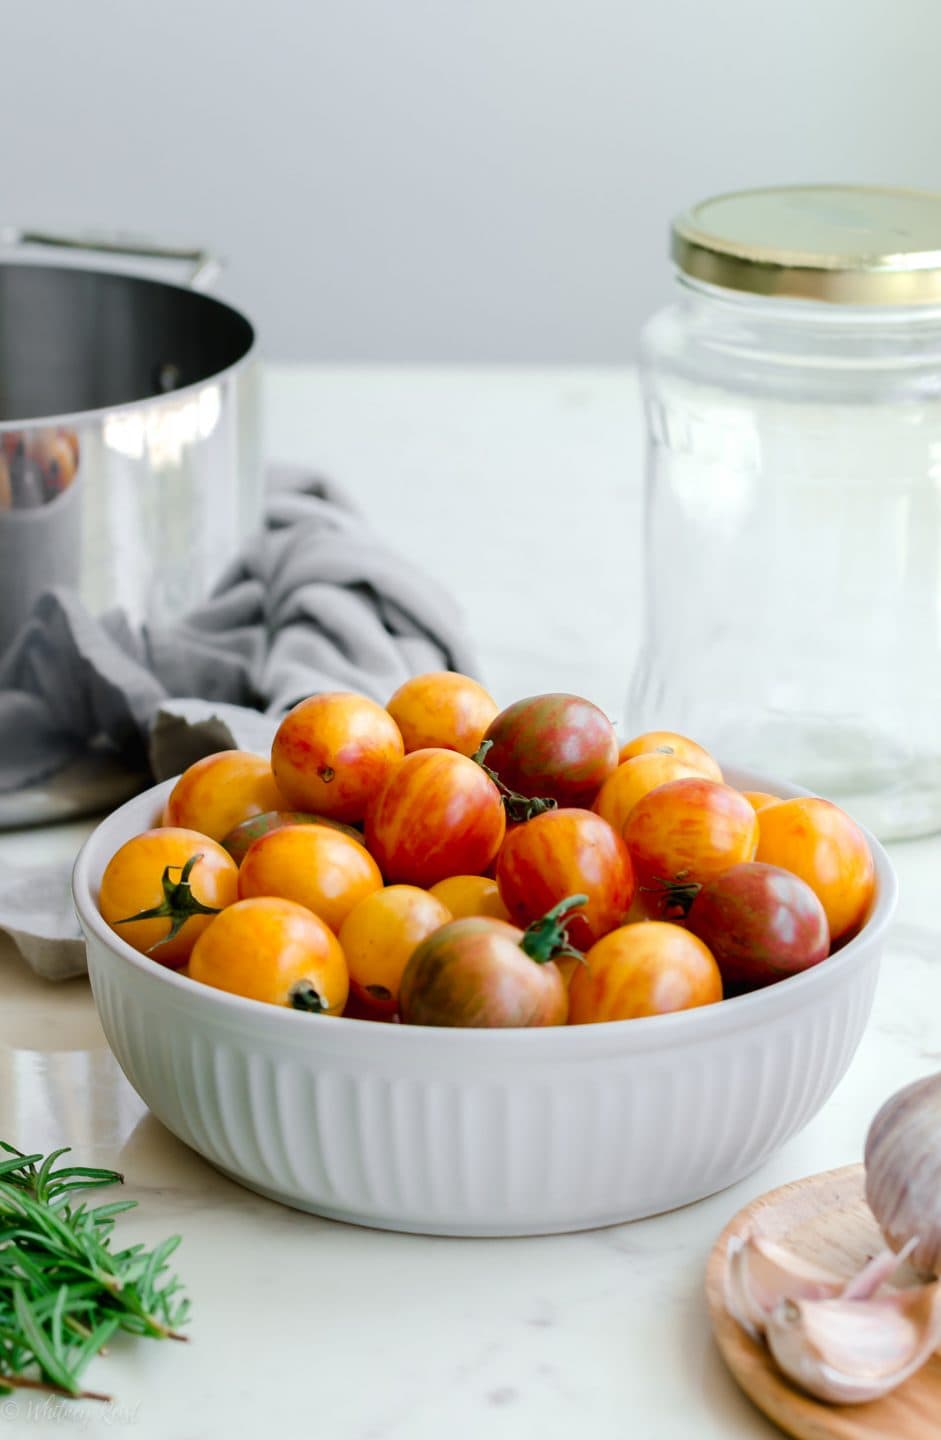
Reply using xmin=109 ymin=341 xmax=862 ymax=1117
xmin=73 ymin=770 xmax=897 ymax=1236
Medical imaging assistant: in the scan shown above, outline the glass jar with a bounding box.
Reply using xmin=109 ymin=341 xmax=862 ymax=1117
xmin=628 ymin=185 xmax=941 ymax=839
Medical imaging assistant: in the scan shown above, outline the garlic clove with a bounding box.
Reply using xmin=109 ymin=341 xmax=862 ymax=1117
xmin=725 ymin=1231 xmax=920 ymax=1342
xmin=766 ymin=1283 xmax=941 ymax=1404
xmin=840 ymin=1235 xmax=919 ymax=1301
xmin=724 ymin=1230 xmax=846 ymax=1339
xmin=865 ymin=1070 xmax=941 ymax=1275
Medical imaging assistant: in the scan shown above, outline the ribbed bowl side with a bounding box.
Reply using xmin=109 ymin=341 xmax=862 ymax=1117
xmin=86 ymin=934 xmax=881 ymax=1237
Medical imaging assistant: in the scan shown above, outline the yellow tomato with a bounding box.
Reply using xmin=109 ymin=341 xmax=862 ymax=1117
xmin=238 ymin=824 xmax=383 ymax=933
xmin=756 ymin=797 xmax=875 ymax=943
xmin=189 ymin=897 xmax=348 ymax=1013
xmin=164 ymin=750 xmax=284 ymax=841
xmin=592 ymin=752 xmax=704 ymax=835
xmin=617 ymin=730 xmax=722 ymax=782
xmin=555 ymin=954 xmax=584 ymax=987
xmin=429 ymin=874 xmax=510 ymax=921
xmin=568 ymin=921 xmax=722 ymax=1023
xmin=338 ymin=885 xmax=452 ymax=1012
xmin=99 ymin=828 xmax=238 ymax=967
xmin=386 ymin=672 xmax=498 ymax=757
xmin=742 ymin=790 xmax=780 ymax=812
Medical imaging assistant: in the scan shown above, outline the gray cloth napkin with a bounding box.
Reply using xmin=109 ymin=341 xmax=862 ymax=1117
xmin=0 ymin=467 xmax=477 ymax=792
xmin=0 ymin=466 xmax=479 ymax=979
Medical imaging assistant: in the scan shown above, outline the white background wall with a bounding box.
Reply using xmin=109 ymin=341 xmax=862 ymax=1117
xmin=4 ymin=0 xmax=940 ymax=361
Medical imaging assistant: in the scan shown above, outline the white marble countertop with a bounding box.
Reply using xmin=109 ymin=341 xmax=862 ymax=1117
xmin=1 ymin=364 xmax=938 ymax=1439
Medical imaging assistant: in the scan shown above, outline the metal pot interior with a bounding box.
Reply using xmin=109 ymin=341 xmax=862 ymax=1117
xmin=0 ymin=263 xmax=255 ymax=423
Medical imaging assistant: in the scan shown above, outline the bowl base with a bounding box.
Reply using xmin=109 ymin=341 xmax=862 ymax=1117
xmin=209 ymin=1157 xmax=770 ymax=1238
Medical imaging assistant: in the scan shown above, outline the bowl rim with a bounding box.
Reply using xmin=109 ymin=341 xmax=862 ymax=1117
xmin=72 ymin=766 xmax=898 ymax=1050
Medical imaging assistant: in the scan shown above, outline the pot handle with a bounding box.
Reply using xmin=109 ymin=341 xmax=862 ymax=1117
xmin=0 ymin=227 xmax=221 ymax=291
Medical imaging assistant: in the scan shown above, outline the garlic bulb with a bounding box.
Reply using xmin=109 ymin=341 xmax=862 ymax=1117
xmin=865 ymin=1070 xmax=941 ymax=1274
xmin=766 ymin=1283 xmax=941 ymax=1404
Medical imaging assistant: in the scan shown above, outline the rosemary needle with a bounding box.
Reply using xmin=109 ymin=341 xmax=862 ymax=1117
xmin=0 ymin=1141 xmax=189 ymax=1401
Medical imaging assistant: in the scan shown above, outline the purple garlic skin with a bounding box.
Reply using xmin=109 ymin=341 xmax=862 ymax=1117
xmin=865 ymin=1070 xmax=941 ymax=1275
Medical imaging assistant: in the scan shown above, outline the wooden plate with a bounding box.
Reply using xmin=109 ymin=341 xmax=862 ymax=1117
xmin=705 ymin=1164 xmax=941 ymax=1439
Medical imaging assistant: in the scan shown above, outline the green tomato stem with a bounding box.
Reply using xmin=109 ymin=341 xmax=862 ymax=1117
xmin=289 ymin=979 xmax=328 ymax=1013
xmin=112 ymin=854 xmax=222 ymax=952
xmin=470 ymin=740 xmax=558 ymax=823
xmin=519 ymin=894 xmax=588 ymax=965
xmin=640 ymin=875 xmax=702 ymax=917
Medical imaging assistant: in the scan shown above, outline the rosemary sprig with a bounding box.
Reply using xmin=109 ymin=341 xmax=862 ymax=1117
xmin=0 ymin=1142 xmax=190 ymax=1401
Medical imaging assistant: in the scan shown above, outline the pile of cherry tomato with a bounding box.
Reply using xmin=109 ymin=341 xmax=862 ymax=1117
xmin=0 ymin=427 xmax=80 ymax=511
xmin=98 ymin=674 xmax=877 ymax=1029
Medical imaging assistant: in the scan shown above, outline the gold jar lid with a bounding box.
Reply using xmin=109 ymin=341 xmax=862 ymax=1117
xmin=672 ymin=185 xmax=941 ymax=305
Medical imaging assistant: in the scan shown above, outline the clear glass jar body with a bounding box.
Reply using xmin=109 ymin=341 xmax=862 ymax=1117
xmin=629 ymin=276 xmax=941 ymax=839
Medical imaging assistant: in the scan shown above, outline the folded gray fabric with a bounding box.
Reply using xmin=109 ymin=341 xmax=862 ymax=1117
xmin=0 ymin=467 xmax=478 ymax=793
xmin=147 ymin=698 xmax=281 ymax=780
xmin=0 ymin=466 xmax=479 ymax=979
xmin=0 ymin=862 xmax=87 ymax=980
xmin=0 ymin=702 xmax=284 ymax=981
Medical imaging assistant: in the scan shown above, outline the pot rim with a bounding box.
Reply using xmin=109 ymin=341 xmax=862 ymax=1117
xmin=0 ymin=260 xmax=256 ymax=433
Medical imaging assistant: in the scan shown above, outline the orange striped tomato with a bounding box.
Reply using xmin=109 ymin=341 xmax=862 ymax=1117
xmin=625 ymin=778 xmax=759 ymax=906
xmin=569 ymin=921 xmax=722 ymax=1022
xmin=272 ymin=692 xmax=404 ymax=823
xmin=364 ymin=749 xmax=505 ymax=887
xmin=496 ymin=808 xmax=635 ymax=950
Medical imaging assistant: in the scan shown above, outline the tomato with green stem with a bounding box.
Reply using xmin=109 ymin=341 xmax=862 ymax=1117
xmin=480 ymin=693 xmax=618 ymax=809
xmin=496 ymin=808 xmax=635 ymax=949
xmin=684 ymin=861 xmax=830 ymax=991
xmin=399 ymin=895 xmax=586 ymax=1027
xmin=624 ymin=777 xmax=759 ymax=915
xmin=99 ymin=828 xmax=238 ymax=967
xmin=364 ymin=748 xmax=506 ymax=886
xmin=189 ymin=896 xmax=348 ymax=1013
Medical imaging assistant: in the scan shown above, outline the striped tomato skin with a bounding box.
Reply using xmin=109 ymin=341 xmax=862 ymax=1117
xmin=481 ymin=693 xmax=618 ymax=809
xmin=496 ymin=808 xmax=635 ymax=950
xmin=364 ymin=748 xmax=506 ymax=888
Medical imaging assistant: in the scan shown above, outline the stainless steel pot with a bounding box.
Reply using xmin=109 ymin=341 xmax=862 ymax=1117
xmin=0 ymin=232 xmax=260 ymax=657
